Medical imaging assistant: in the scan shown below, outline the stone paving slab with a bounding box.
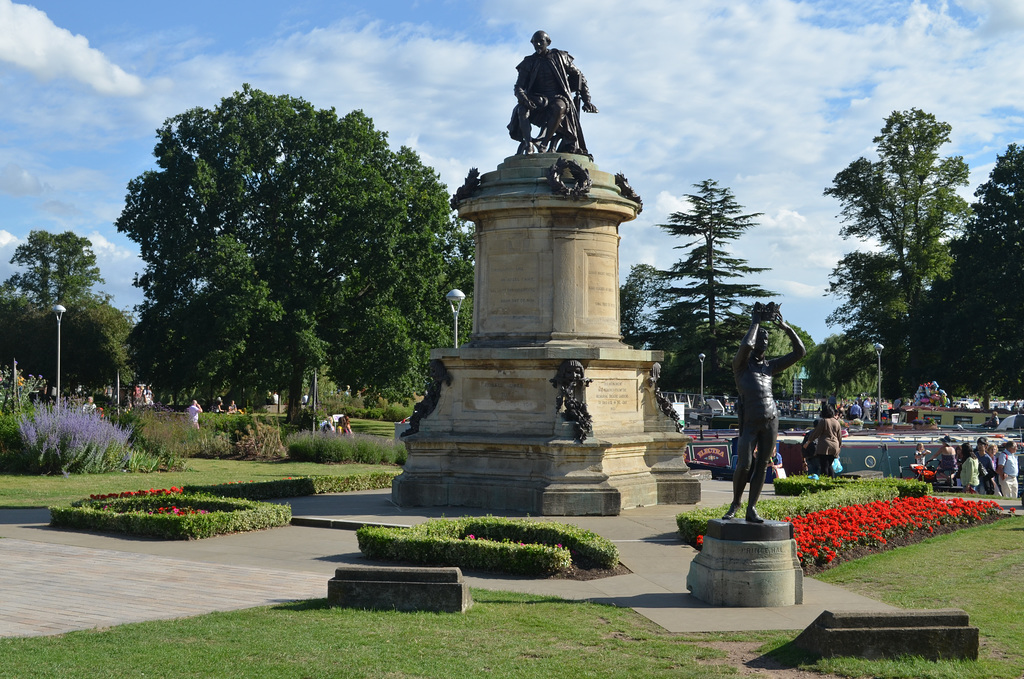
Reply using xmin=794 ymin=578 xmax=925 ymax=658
xmin=0 ymin=539 xmax=326 ymax=638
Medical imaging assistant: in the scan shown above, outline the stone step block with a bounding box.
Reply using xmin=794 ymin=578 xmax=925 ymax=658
xmin=327 ymin=565 xmax=472 ymax=613
xmin=794 ymin=609 xmax=978 ymax=660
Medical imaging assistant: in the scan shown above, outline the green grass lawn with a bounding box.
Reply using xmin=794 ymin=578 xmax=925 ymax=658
xmin=0 ymin=590 xmax=747 ymax=679
xmin=349 ymin=417 xmax=399 ymax=437
xmin=0 ymin=458 xmax=395 ymax=508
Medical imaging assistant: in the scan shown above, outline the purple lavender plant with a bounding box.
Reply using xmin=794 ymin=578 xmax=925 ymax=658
xmin=18 ymin=402 xmax=133 ymax=474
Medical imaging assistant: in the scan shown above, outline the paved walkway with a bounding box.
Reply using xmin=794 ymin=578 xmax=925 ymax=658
xmin=0 ymin=478 xmax=931 ymax=638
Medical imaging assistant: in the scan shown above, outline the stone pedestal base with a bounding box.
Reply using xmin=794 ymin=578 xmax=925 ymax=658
xmin=687 ymin=519 xmax=803 ymax=607
xmin=392 ymin=346 xmax=701 ymax=516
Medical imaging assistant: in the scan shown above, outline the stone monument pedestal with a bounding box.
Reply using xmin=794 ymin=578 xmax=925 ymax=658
xmin=391 ymin=153 xmax=701 ymax=516
xmin=686 ymin=519 xmax=803 ymax=607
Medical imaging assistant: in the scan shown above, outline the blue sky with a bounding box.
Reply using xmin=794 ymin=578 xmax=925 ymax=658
xmin=3 ymin=0 xmax=1024 ymax=347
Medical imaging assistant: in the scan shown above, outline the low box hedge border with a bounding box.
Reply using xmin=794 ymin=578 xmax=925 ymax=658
xmin=677 ymin=484 xmax=903 ymax=546
xmin=356 ymin=516 xmax=619 ymax=576
xmin=182 ymin=471 xmax=400 ymax=500
xmin=772 ymin=476 xmax=929 ymax=498
xmin=49 ymin=493 xmax=291 ymax=540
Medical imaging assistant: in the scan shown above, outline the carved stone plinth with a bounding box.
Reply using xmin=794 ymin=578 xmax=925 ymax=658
xmin=392 ymin=155 xmax=701 ymax=516
xmin=686 ymin=519 xmax=803 ymax=607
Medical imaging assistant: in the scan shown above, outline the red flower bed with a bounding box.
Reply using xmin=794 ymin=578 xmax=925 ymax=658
xmin=786 ymin=496 xmax=1001 ymax=567
xmin=89 ymin=487 xmax=183 ymax=500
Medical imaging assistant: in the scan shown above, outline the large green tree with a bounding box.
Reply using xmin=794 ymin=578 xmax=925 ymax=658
xmin=619 ymin=263 xmax=664 ymax=349
xmin=116 ymin=85 xmax=473 ymax=419
xmin=801 ymin=333 xmax=877 ymax=400
xmin=930 ymin=143 xmax=1024 ymax=399
xmin=654 ymin=179 xmax=774 ymax=393
xmin=0 ymin=287 xmax=132 ymax=394
xmin=824 ymin=108 xmax=969 ymax=397
xmin=4 ymin=230 xmax=104 ymax=307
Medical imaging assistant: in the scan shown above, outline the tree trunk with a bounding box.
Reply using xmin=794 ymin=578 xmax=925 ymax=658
xmin=287 ymin=368 xmax=304 ymax=423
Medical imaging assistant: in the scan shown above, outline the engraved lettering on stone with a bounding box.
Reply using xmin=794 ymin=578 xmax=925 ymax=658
xmin=586 ymin=253 xmax=617 ymax=318
xmin=490 ymin=254 xmax=540 ymax=315
xmin=465 ymin=379 xmax=544 ymax=413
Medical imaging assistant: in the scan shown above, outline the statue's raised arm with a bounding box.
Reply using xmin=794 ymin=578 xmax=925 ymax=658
xmin=507 ymin=31 xmax=598 ymax=158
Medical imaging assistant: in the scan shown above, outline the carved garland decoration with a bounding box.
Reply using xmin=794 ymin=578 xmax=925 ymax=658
xmin=449 ymin=167 xmax=481 ymax=211
xmin=614 ymin=173 xmax=643 ymax=213
xmin=546 ymin=157 xmax=592 ymax=200
xmin=550 ymin=359 xmax=594 ymax=443
xmin=401 ymin=360 xmax=452 ymax=438
xmin=649 ymin=363 xmax=682 ymax=433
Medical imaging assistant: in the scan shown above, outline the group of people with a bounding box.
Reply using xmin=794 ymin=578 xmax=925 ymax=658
xmin=919 ymin=435 xmax=1019 ymax=496
xmin=319 ymin=414 xmax=353 ymax=434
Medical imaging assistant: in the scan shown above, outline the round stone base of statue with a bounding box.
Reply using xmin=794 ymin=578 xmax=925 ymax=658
xmin=686 ymin=519 xmax=803 ymax=607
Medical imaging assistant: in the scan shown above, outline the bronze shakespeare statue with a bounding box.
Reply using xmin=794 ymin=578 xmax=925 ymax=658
xmin=725 ymin=302 xmax=806 ymax=522
xmin=508 ymin=30 xmax=598 ymax=157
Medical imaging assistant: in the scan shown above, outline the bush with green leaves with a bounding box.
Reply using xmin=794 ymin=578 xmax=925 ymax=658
xmin=0 ymin=411 xmax=22 ymax=460
xmin=183 ymin=471 xmax=400 ymax=499
xmin=676 ymin=483 xmax=901 ymax=545
xmin=15 ymin=402 xmax=133 ymax=474
xmin=49 ymin=493 xmax=290 ymax=539
xmin=772 ymin=475 xmax=929 ymax=498
xmin=357 ymin=516 xmax=618 ymax=576
xmin=286 ymin=431 xmax=406 ymax=465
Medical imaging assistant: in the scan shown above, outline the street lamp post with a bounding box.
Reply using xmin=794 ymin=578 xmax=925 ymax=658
xmin=54 ymin=304 xmax=66 ymax=402
xmin=698 ymin=353 xmax=706 ymax=405
xmin=874 ymin=342 xmax=884 ymax=425
xmin=697 ymin=352 xmax=706 ymax=440
xmin=446 ymin=289 xmax=466 ymax=348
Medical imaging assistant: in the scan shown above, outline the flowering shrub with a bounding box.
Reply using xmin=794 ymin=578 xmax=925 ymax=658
xmin=89 ymin=487 xmax=184 ymax=500
xmin=50 ymin=493 xmax=290 ymax=539
xmin=357 ymin=516 xmax=618 ymax=575
xmin=17 ymin=402 xmax=133 ymax=474
xmin=788 ymin=496 xmax=1001 ymax=567
xmin=0 ymin=364 xmax=45 ymax=415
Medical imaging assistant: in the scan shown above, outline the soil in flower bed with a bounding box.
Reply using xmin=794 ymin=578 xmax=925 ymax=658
xmin=801 ymin=513 xmax=1008 ymax=576
xmin=543 ymin=561 xmax=632 ymax=581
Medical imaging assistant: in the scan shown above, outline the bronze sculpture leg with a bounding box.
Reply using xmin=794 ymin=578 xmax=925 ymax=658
xmin=723 ymin=416 xmax=778 ymax=522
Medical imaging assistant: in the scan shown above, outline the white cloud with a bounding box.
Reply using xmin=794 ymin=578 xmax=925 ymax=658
xmin=0 ymin=0 xmax=144 ymax=95
xmin=0 ymin=229 xmax=18 ymax=248
xmin=87 ymin=231 xmax=134 ymax=261
xmin=0 ymin=162 xmax=46 ymax=196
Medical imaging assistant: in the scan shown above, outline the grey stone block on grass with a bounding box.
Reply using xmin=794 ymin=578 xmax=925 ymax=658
xmin=327 ymin=565 xmax=472 ymax=613
xmin=794 ymin=609 xmax=978 ymax=661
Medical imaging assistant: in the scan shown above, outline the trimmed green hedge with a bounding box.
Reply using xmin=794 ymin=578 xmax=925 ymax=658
xmin=49 ymin=493 xmax=290 ymax=539
xmin=182 ymin=471 xmax=400 ymax=500
xmin=676 ymin=484 xmax=901 ymax=545
xmin=772 ymin=475 xmax=929 ymax=498
xmin=357 ymin=516 xmax=619 ymax=576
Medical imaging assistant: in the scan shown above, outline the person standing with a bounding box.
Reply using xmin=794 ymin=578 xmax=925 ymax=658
xmin=997 ymin=441 xmax=1019 ymax=499
xmin=977 ymin=437 xmax=999 ymax=495
xmin=187 ymin=399 xmax=203 ymax=429
xmin=956 ymin=443 xmax=981 ymax=494
xmin=806 ymin=403 xmax=843 ymax=478
xmin=724 ymin=303 xmax=806 ymax=522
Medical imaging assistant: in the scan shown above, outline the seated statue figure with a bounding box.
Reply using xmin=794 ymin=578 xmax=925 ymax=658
xmin=507 ymin=31 xmax=598 ymax=157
